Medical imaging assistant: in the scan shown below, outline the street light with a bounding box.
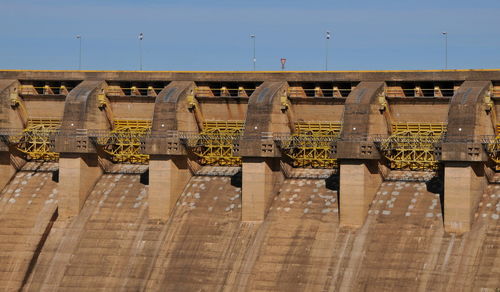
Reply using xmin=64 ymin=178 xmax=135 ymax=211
xmin=442 ymin=31 xmax=448 ymax=70
xmin=325 ymin=31 xmax=331 ymax=71
xmin=139 ymin=32 xmax=144 ymax=71
xmin=250 ymin=34 xmax=256 ymax=71
xmin=76 ymin=35 xmax=82 ymax=70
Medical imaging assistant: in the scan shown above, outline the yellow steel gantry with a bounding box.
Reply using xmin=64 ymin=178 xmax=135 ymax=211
xmin=380 ymin=122 xmax=446 ymax=170
xmin=486 ymin=124 xmax=500 ymax=170
xmin=98 ymin=119 xmax=151 ymax=164
xmin=187 ymin=121 xmax=244 ymax=166
xmin=9 ymin=90 xmax=60 ymax=161
xmin=280 ymin=121 xmax=341 ymax=168
xmin=11 ymin=119 xmax=61 ymax=161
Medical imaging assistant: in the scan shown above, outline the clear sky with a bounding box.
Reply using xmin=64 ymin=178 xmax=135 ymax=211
xmin=2 ymin=0 xmax=499 ymax=71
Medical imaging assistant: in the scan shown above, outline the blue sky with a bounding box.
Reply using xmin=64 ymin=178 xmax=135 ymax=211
xmin=1 ymin=0 xmax=499 ymax=71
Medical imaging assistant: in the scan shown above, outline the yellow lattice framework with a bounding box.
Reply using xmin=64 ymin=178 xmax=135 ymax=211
xmin=486 ymin=124 xmax=500 ymax=170
xmin=97 ymin=119 xmax=151 ymax=164
xmin=187 ymin=121 xmax=244 ymax=166
xmin=280 ymin=121 xmax=341 ymax=168
xmin=380 ymin=122 xmax=446 ymax=170
xmin=11 ymin=119 xmax=61 ymax=161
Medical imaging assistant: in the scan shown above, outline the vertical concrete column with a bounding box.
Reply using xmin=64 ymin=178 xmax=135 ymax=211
xmin=242 ymin=157 xmax=280 ymax=221
xmin=339 ymin=160 xmax=381 ymax=227
xmin=444 ymin=162 xmax=485 ymax=233
xmin=59 ymin=154 xmax=102 ymax=218
xmin=149 ymin=155 xmax=191 ymax=221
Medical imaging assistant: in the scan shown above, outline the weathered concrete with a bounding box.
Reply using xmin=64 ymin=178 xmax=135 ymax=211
xmin=337 ymin=81 xmax=387 ymax=160
xmin=442 ymin=81 xmax=493 ymax=162
xmin=0 ymin=79 xmax=23 ymax=131
xmin=55 ymin=80 xmax=107 ymax=154
xmin=337 ymin=82 xmax=386 ymax=226
xmin=442 ymin=81 xmax=493 ymax=233
xmin=0 ymin=153 xmax=25 ymax=191
xmin=444 ymin=162 xmax=486 ymax=233
xmin=146 ymin=81 xmax=196 ymax=155
xmin=58 ymin=154 xmax=102 ymax=218
xmin=0 ymin=80 xmax=26 ymax=187
xmin=0 ymin=162 xmax=58 ymax=291
xmin=240 ymin=81 xmax=289 ymax=157
xmin=149 ymin=155 xmax=191 ymax=220
xmin=241 ymin=157 xmax=281 ymax=221
xmin=339 ymin=160 xmax=382 ymax=227
xmin=15 ymin=167 xmax=500 ymax=291
xmin=1 ymin=70 xmax=500 ymax=290
xmin=146 ymin=82 xmax=196 ymax=220
xmin=1 ymin=69 xmax=500 ymax=82
xmin=240 ymin=82 xmax=288 ymax=221
xmin=54 ymin=81 xmax=108 ymax=217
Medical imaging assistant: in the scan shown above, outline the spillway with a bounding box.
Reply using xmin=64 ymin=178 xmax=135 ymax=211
xmin=0 ymin=70 xmax=499 ymax=290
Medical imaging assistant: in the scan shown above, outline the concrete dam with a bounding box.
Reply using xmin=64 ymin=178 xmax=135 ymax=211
xmin=0 ymin=70 xmax=499 ymax=291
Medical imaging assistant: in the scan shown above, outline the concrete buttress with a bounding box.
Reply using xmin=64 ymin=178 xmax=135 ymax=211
xmin=146 ymin=81 xmax=196 ymax=220
xmin=442 ymin=81 xmax=492 ymax=233
xmin=55 ymin=80 xmax=107 ymax=217
xmin=337 ymin=82 xmax=387 ymax=227
xmin=240 ymin=82 xmax=289 ymax=221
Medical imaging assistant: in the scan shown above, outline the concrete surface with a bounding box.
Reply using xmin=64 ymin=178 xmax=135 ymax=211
xmin=0 ymin=70 xmax=500 ymax=290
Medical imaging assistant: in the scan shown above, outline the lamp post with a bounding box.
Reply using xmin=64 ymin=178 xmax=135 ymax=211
xmin=76 ymin=35 xmax=82 ymax=70
xmin=250 ymin=34 xmax=256 ymax=71
xmin=442 ymin=31 xmax=448 ymax=69
xmin=325 ymin=31 xmax=331 ymax=71
xmin=139 ymin=32 xmax=144 ymax=71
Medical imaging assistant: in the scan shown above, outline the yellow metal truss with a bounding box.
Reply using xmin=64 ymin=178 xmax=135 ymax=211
xmin=281 ymin=121 xmax=341 ymax=168
xmin=485 ymin=124 xmax=500 ymax=170
xmin=98 ymin=119 xmax=151 ymax=164
xmin=380 ymin=122 xmax=446 ymax=170
xmin=13 ymin=119 xmax=61 ymax=161
xmin=189 ymin=120 xmax=244 ymax=166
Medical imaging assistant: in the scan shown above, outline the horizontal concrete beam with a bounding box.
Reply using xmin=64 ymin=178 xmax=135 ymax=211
xmin=1 ymin=70 xmax=500 ymax=82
